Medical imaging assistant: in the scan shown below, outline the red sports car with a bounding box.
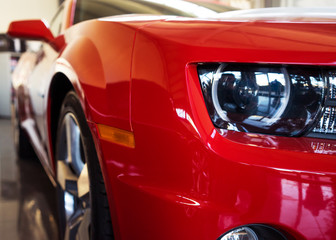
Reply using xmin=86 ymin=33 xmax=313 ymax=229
xmin=7 ymin=1 xmax=336 ymax=239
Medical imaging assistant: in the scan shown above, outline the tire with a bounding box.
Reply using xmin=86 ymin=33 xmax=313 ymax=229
xmin=12 ymin=106 xmax=36 ymax=159
xmin=55 ymin=91 xmax=113 ymax=240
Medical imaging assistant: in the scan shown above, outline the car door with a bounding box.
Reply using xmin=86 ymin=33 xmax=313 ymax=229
xmin=27 ymin=5 xmax=65 ymax=170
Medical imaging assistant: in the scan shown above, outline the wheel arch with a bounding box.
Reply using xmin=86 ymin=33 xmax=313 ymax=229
xmin=47 ymin=29 xmax=134 ymax=239
xmin=48 ymin=72 xmax=74 ymax=163
xmin=47 ymin=67 xmax=118 ymax=239
xmin=47 ymin=34 xmax=107 ymax=171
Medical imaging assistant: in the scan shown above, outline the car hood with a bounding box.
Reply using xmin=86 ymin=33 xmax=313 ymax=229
xmin=97 ymin=10 xmax=336 ymax=66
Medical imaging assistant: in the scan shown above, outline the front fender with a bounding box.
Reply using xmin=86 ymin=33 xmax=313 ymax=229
xmin=57 ymin=36 xmax=108 ymax=125
xmin=58 ymin=20 xmax=137 ymax=131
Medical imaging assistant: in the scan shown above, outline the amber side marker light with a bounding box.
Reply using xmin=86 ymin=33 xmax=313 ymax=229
xmin=97 ymin=124 xmax=135 ymax=148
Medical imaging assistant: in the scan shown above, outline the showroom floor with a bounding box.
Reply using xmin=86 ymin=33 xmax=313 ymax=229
xmin=0 ymin=118 xmax=59 ymax=240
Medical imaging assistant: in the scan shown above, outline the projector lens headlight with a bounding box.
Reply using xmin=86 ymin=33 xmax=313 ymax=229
xmin=220 ymin=227 xmax=258 ymax=240
xmin=198 ymin=63 xmax=326 ymax=136
xmin=218 ymin=224 xmax=288 ymax=240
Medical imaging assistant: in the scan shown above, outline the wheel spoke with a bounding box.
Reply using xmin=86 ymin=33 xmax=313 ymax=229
xmin=65 ymin=114 xmax=85 ymax=176
xmin=57 ymin=161 xmax=78 ymax=194
xmin=65 ymin=206 xmax=91 ymax=240
xmin=65 ymin=114 xmax=73 ymax=165
xmin=64 ymin=206 xmax=83 ymax=240
xmin=57 ymin=108 xmax=93 ymax=240
xmin=77 ymin=163 xmax=90 ymax=199
xmin=71 ymin=118 xmax=84 ymax=174
xmin=76 ymin=208 xmax=91 ymax=240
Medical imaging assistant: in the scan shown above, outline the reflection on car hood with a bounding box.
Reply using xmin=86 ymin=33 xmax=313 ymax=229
xmin=99 ymin=14 xmax=179 ymax=22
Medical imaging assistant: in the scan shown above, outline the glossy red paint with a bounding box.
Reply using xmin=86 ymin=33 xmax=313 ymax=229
xmin=8 ymin=20 xmax=54 ymax=42
xmin=8 ymin=1 xmax=336 ymax=239
xmin=61 ymin=20 xmax=136 ymax=131
xmin=120 ymin=19 xmax=336 ymax=239
xmin=8 ymin=20 xmax=66 ymax=51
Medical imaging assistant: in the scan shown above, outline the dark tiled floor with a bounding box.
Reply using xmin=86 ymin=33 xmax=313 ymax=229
xmin=0 ymin=118 xmax=59 ymax=240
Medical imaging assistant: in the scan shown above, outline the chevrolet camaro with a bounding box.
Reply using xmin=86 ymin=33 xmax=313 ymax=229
xmin=7 ymin=0 xmax=336 ymax=239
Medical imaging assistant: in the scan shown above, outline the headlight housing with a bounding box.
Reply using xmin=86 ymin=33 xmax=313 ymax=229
xmin=218 ymin=224 xmax=288 ymax=240
xmin=198 ymin=63 xmax=328 ymax=137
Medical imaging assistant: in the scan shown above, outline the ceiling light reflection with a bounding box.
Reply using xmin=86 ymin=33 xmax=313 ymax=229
xmin=142 ymin=0 xmax=216 ymax=18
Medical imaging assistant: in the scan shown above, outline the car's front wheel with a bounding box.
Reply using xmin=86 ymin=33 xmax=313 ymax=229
xmin=55 ymin=91 xmax=113 ymax=240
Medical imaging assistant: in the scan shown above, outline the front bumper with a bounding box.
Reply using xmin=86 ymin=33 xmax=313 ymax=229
xmin=93 ymin=118 xmax=336 ymax=240
xmin=90 ymin=65 xmax=336 ymax=240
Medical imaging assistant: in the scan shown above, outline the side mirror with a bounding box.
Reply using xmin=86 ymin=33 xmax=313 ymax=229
xmin=8 ymin=20 xmax=54 ymax=42
xmin=7 ymin=19 xmax=63 ymax=51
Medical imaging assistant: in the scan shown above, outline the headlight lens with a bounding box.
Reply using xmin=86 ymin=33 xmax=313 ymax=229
xmin=219 ymin=227 xmax=258 ymax=240
xmin=311 ymin=71 xmax=336 ymax=136
xmin=198 ymin=63 xmax=326 ymax=137
xmin=218 ymin=224 xmax=288 ymax=240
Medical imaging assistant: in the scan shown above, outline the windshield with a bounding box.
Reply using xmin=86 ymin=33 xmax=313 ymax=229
xmin=74 ymin=0 xmax=233 ymax=24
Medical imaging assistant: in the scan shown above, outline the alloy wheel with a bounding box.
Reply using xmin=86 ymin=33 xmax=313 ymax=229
xmin=56 ymin=112 xmax=91 ymax=240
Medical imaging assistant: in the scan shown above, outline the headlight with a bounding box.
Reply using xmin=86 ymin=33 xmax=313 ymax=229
xmin=219 ymin=226 xmax=258 ymax=240
xmin=198 ymin=63 xmax=326 ymax=137
xmin=311 ymin=71 xmax=336 ymax=137
xmin=218 ymin=224 xmax=288 ymax=240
